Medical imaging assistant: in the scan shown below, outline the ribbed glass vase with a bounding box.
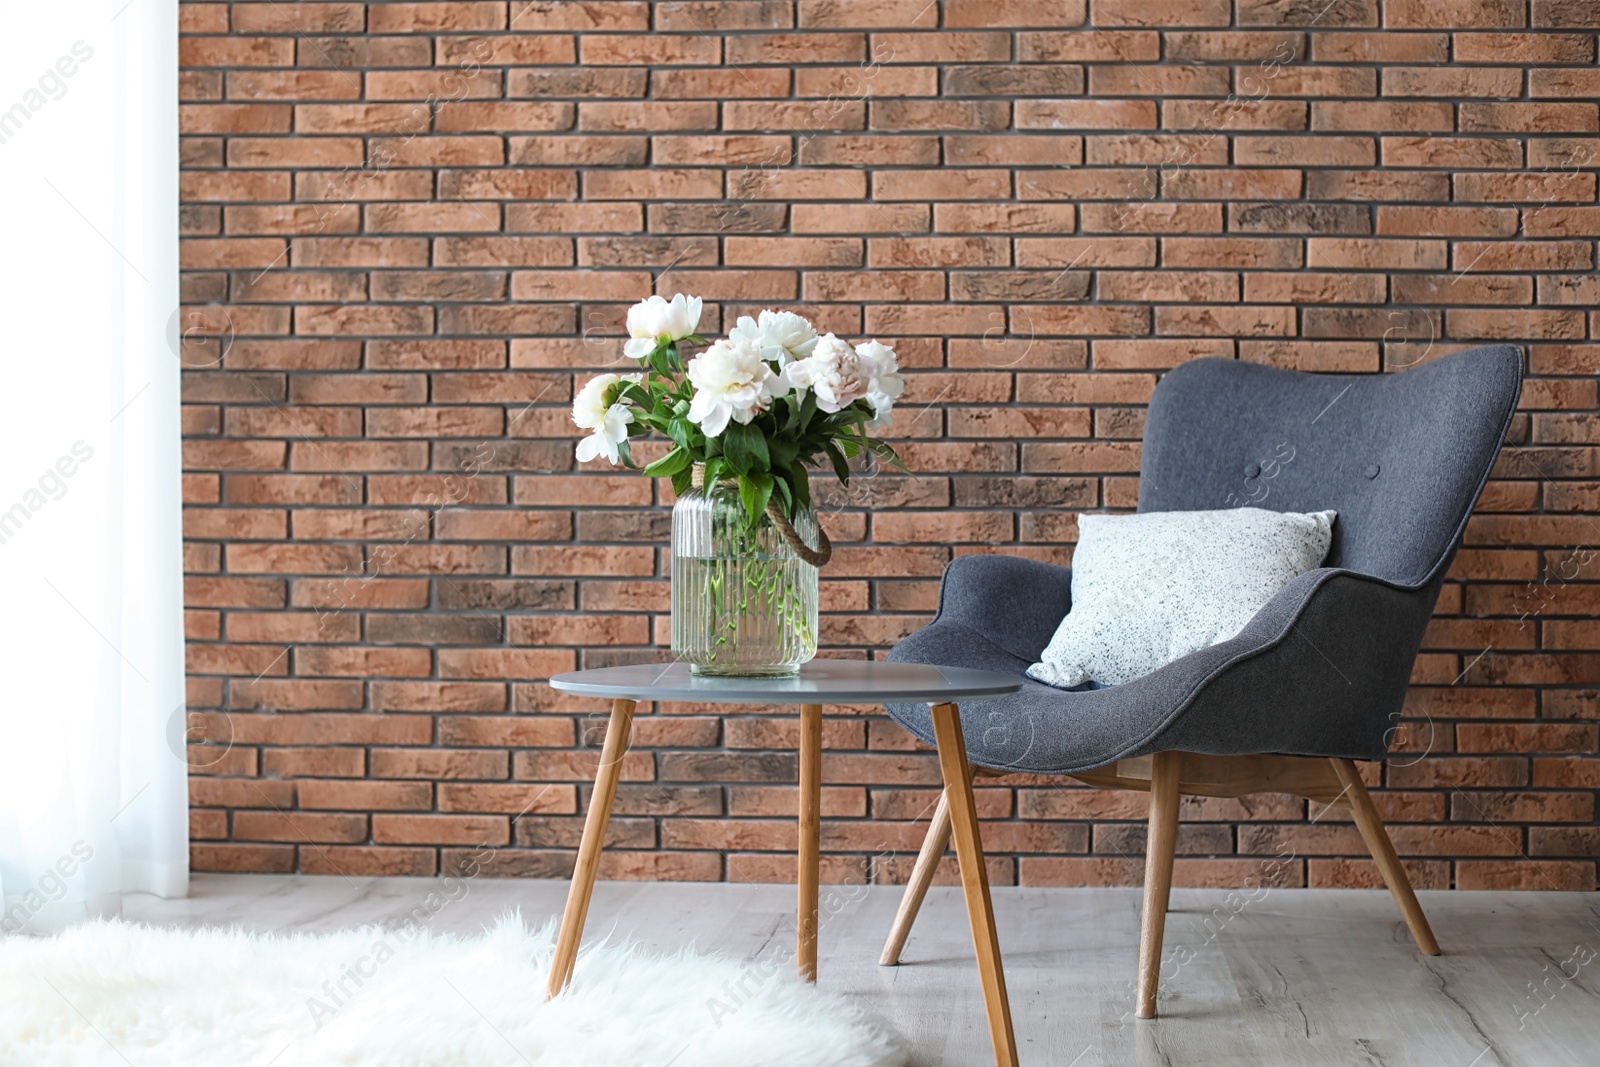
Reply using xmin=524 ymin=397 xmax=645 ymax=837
xmin=671 ymin=472 xmax=819 ymax=677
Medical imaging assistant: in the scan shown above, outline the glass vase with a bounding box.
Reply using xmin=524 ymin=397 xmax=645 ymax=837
xmin=671 ymin=473 xmax=819 ymax=677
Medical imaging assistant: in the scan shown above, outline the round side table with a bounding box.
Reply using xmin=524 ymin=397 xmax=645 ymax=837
xmin=545 ymin=659 xmax=1024 ymax=1067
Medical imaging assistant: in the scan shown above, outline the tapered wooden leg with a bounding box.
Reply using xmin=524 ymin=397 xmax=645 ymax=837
xmin=930 ymin=702 xmax=1018 ymax=1067
xmin=1137 ymin=751 xmax=1181 ymax=1020
xmin=880 ymin=790 xmax=953 ymax=966
xmin=798 ymin=703 xmax=823 ymax=982
xmin=546 ymin=698 xmax=636 ymax=999
xmin=1330 ymin=758 xmax=1441 ymax=955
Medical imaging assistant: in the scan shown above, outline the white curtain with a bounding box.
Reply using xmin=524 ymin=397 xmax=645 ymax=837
xmin=0 ymin=0 xmax=186 ymax=933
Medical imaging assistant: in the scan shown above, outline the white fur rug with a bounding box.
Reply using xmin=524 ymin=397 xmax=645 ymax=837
xmin=0 ymin=916 xmax=907 ymax=1067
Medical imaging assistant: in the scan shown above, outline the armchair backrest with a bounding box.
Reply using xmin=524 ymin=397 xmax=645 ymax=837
xmin=1139 ymin=345 xmax=1524 ymax=588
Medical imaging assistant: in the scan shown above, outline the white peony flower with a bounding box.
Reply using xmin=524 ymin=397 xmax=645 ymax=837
xmin=854 ymin=339 xmax=904 ymax=429
xmin=575 ymin=403 xmax=633 ymax=465
xmin=572 ymin=373 xmax=622 ymax=430
xmin=686 ymin=335 xmax=788 ymax=437
xmin=572 ymin=373 xmax=634 ymax=465
xmin=729 ymin=309 xmax=819 ymax=367
xmin=623 ymin=293 xmax=702 ymax=359
xmin=785 ymin=333 xmax=874 ymax=414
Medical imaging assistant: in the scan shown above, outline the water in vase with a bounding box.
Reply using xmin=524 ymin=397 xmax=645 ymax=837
xmin=672 ymin=553 xmax=818 ymax=676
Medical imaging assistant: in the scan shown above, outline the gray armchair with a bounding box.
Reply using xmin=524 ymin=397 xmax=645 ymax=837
xmin=878 ymin=344 xmax=1524 ymax=1024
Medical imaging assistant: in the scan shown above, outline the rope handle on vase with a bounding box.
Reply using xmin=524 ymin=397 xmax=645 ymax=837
xmin=690 ymin=464 xmax=832 ymax=568
xmin=764 ymin=500 xmax=832 ymax=568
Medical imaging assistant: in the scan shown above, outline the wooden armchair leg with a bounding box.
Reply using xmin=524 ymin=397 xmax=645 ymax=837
xmin=1330 ymin=758 xmax=1441 ymax=956
xmin=1136 ymin=751 xmax=1181 ymax=1020
xmin=880 ymin=789 xmax=953 ymax=966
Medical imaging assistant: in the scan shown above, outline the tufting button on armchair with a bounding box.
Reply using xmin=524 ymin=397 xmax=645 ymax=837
xmin=877 ymin=344 xmax=1524 ymax=1026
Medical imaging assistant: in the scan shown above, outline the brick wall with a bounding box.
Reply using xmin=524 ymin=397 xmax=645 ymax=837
xmin=179 ymin=1 xmax=1599 ymax=891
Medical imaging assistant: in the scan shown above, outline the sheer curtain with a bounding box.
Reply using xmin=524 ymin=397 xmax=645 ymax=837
xmin=0 ymin=0 xmax=185 ymax=933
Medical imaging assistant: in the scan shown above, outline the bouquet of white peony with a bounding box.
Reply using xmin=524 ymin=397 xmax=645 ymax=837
xmin=572 ymin=294 xmax=905 ymax=563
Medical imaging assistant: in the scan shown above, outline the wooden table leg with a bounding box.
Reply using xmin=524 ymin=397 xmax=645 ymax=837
xmin=930 ymin=702 xmax=1018 ymax=1067
xmin=797 ymin=702 xmax=823 ymax=982
xmin=546 ymin=698 xmax=636 ymax=999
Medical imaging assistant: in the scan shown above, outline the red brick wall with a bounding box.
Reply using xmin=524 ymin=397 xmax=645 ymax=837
xmin=179 ymin=1 xmax=1599 ymax=891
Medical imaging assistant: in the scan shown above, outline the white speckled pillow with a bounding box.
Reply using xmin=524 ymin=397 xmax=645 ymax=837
xmin=1028 ymin=507 xmax=1336 ymax=689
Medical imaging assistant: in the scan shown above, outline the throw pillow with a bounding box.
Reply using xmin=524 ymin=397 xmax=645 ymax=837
xmin=1027 ymin=507 xmax=1336 ymax=689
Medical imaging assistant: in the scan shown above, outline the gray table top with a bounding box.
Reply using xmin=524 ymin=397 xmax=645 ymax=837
xmin=548 ymin=660 xmax=1023 ymax=704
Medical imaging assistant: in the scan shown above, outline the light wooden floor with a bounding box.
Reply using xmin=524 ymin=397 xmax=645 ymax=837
xmin=126 ymin=875 xmax=1598 ymax=1067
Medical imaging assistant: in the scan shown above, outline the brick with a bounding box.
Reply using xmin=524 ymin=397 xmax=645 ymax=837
xmin=1308 ymin=858 xmax=1449 ymax=890
xmin=727 ymin=33 xmax=865 ymax=64
xmin=371 ymin=749 xmax=508 ymax=780
xmin=1308 ymin=237 xmax=1447 ymax=270
xmin=302 ymin=846 xmax=437 ymax=877
xmin=1384 ymin=67 xmax=1523 ymax=98
xmin=191 ymin=844 xmax=295 ymax=873
xmin=295 ymin=36 xmax=433 ymax=69
xmin=1092 ymin=0 xmax=1228 ymax=25
xmin=181 ymin=37 xmax=296 ymax=68
xmin=1461 ymin=103 xmax=1599 ymax=134
xmin=650 ymin=4 xmax=766 ymax=33
xmin=1456 ymin=31 xmax=1594 ymax=63
xmin=944 ymin=65 xmax=1083 ymax=98
xmin=374 ymin=814 xmax=508 ymax=846
xmin=1018 ymin=31 xmax=1160 ymax=61
xmin=1312 ymin=101 xmax=1453 ymax=131
xmin=868 ymin=237 xmax=1010 ymax=269
xmin=794 ymin=66 xmax=937 ymax=98
xmin=234 ymin=811 xmax=367 ymax=844
xmin=366 ymin=3 xmax=506 ymax=33
xmin=653 ymin=68 xmax=790 ymax=100
xmin=1456 ymin=860 xmax=1595 ymax=891
xmin=1387 ymin=0 xmax=1524 ymax=27
xmin=1240 ymin=0 xmax=1377 ymax=26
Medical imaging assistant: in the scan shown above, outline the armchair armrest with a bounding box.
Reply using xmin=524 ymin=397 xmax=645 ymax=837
xmin=934 ymin=554 xmax=1072 ymax=663
xmin=1134 ymin=567 xmax=1442 ymax=763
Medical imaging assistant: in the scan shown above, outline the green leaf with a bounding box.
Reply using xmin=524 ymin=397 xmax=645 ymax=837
xmin=721 ymin=421 xmax=770 ymax=476
xmin=702 ymin=456 xmax=724 ymax=490
xmin=772 ymin=474 xmax=793 ymax=514
xmin=671 ymin=466 xmax=694 ymax=498
xmin=791 ymin=463 xmax=811 ymax=510
xmin=780 ymin=395 xmax=802 ymax=435
xmin=667 ymin=417 xmax=694 ymax=453
xmin=642 ymin=445 xmax=691 ymax=478
xmin=797 ymin=392 xmax=818 ymax=435
xmin=739 ymin=471 xmax=773 ymax=526
xmin=767 ymin=436 xmax=799 ymax=473
xmin=833 ymin=407 xmax=871 ymax=428
xmin=661 ymin=341 xmax=683 ymax=373
xmin=824 ymin=441 xmax=850 ymax=484
xmin=865 ymin=438 xmax=909 ymax=472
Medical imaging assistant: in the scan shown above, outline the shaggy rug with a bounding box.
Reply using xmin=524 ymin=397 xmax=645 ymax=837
xmin=0 ymin=916 xmax=908 ymax=1066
